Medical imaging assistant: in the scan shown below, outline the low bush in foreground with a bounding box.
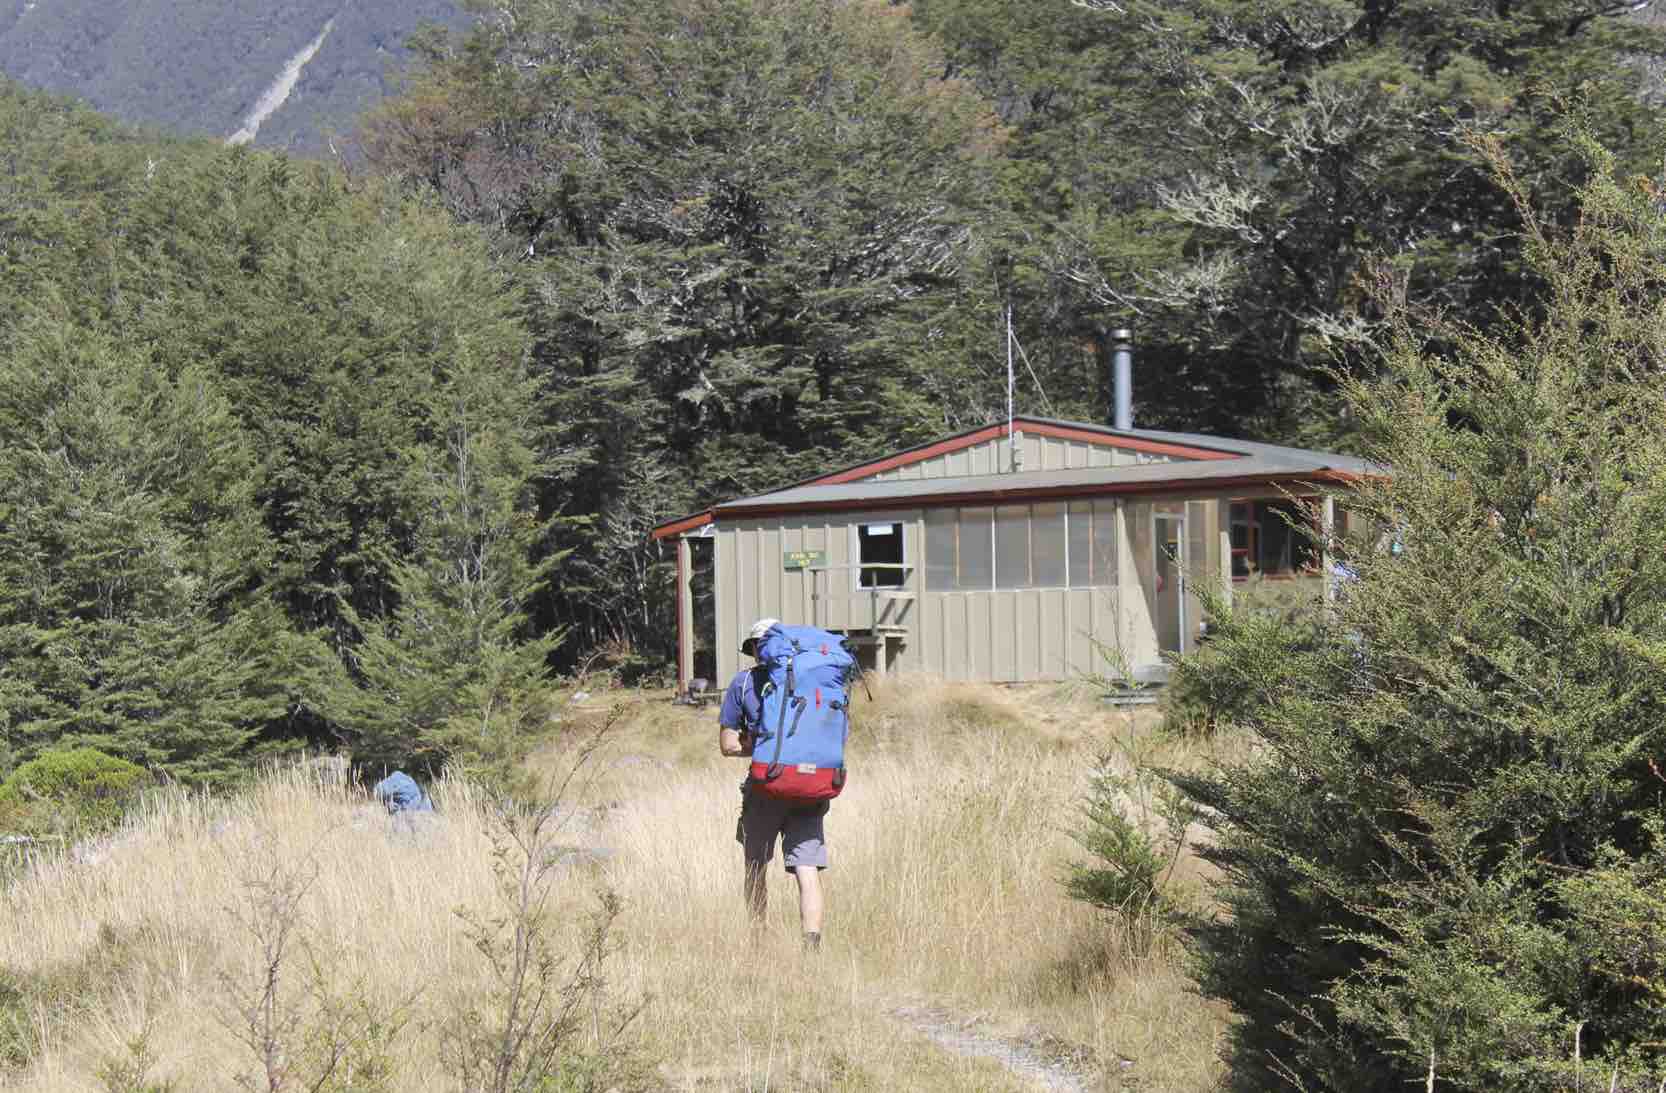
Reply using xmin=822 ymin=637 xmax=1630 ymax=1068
xmin=0 ymin=746 xmax=153 ymax=837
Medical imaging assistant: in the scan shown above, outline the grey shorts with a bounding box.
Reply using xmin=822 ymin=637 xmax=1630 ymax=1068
xmin=737 ymin=791 xmax=829 ymax=873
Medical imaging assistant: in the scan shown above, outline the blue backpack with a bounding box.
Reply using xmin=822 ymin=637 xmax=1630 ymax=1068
xmin=748 ymin=624 xmax=857 ymax=802
xmin=372 ymin=771 xmax=433 ymax=813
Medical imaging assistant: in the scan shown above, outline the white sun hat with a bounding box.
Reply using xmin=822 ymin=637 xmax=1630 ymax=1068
xmin=741 ymin=617 xmax=780 ymax=656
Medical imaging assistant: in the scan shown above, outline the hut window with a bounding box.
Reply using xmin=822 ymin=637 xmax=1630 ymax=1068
xmin=1230 ymin=499 xmax=1320 ymax=578
xmin=995 ymin=505 xmax=1031 ymax=588
xmin=1032 ymin=503 xmax=1067 ymax=587
xmin=926 ymin=507 xmax=994 ymax=590
xmin=925 ymin=509 xmax=957 ymax=590
xmin=927 ymin=503 xmax=1116 ymax=590
xmin=857 ymin=521 xmax=906 ymax=587
xmin=959 ymin=508 xmax=994 ymax=589
xmin=994 ymin=503 xmax=1069 ymax=589
xmin=1068 ymin=502 xmax=1092 ymax=586
xmin=1066 ymin=501 xmax=1119 ymax=587
xmin=1092 ymin=499 xmax=1118 ymax=585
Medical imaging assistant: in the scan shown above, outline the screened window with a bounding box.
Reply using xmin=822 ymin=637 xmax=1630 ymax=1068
xmin=925 ymin=509 xmax=957 ymax=591
xmin=1091 ymin=501 xmax=1117 ymax=586
xmin=960 ymin=508 xmax=994 ymax=589
xmin=1031 ymin=503 xmax=1067 ymax=588
xmin=923 ymin=501 xmax=1120 ymax=591
xmin=1068 ymin=502 xmax=1092 ymax=586
xmin=995 ymin=505 xmax=1030 ymax=588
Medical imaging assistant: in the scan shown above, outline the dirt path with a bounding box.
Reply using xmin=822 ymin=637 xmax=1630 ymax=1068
xmin=889 ymin=1004 xmax=1101 ymax=1092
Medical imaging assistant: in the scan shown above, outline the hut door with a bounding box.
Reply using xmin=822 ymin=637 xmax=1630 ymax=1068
xmin=1154 ymin=512 xmax=1186 ymax=655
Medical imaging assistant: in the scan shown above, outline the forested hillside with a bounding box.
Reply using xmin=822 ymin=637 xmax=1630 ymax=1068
xmin=0 ymin=0 xmax=1658 ymax=733
xmin=0 ymin=0 xmax=471 ymax=151
xmin=0 ymin=0 xmax=1663 ymax=777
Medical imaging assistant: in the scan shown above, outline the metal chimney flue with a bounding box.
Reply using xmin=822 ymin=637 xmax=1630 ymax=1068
xmin=1112 ymin=328 xmax=1133 ymax=432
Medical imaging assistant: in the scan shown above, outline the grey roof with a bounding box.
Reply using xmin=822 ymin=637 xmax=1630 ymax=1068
xmin=716 ymin=447 xmax=1378 ymax=514
xmin=650 ymin=415 xmax=1382 ymax=534
xmin=1019 ymin=416 xmax=1378 ymax=471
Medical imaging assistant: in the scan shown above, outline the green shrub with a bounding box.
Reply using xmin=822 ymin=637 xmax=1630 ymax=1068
xmin=1067 ymin=731 xmax=1201 ymax=955
xmin=1162 ymin=576 xmax=1330 ymax=738
xmin=95 ymin=1026 xmax=176 ymax=1093
xmin=0 ymin=970 xmax=30 ymax=1068
xmin=0 ymin=747 xmax=152 ymax=836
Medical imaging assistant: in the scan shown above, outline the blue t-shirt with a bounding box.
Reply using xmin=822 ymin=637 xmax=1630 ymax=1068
xmin=718 ymin=666 xmax=771 ymax=733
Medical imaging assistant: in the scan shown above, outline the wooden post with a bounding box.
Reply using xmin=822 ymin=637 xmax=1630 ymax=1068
xmin=677 ymin=535 xmax=695 ymax=686
xmin=1321 ymin=494 xmax=1337 ymax=605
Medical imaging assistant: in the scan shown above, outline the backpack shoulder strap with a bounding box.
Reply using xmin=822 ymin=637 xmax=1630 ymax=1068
xmin=764 ymin=642 xmax=803 ymax=779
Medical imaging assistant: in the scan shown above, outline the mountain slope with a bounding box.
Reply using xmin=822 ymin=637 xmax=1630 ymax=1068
xmin=0 ymin=0 xmax=473 ymax=153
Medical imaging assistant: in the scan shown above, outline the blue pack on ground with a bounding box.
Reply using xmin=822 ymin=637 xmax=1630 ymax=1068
xmin=748 ymin=624 xmax=856 ymax=801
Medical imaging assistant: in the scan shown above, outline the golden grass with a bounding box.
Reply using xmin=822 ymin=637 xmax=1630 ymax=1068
xmin=0 ymin=676 xmax=1231 ymax=1092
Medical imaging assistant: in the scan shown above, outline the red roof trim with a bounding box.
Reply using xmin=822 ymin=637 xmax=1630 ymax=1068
xmin=812 ymin=424 xmax=1010 ymax=484
xmin=808 ymin=418 xmax=1238 ymax=486
xmin=649 ymin=510 xmax=714 ymax=541
xmin=714 ymin=471 xmax=1360 ymax=521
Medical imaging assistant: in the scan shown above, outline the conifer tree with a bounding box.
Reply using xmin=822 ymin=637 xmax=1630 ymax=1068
xmin=96 ymin=149 xmax=539 ymax=648
xmin=0 ymin=84 xmax=550 ymax=775
xmin=322 ymin=341 xmax=562 ymax=777
xmin=1171 ymin=131 xmax=1666 ymax=1090
xmin=0 ymin=319 xmax=309 ymax=782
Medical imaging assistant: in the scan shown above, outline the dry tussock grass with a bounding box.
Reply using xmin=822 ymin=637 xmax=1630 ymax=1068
xmin=0 ymin=676 xmax=1230 ymax=1092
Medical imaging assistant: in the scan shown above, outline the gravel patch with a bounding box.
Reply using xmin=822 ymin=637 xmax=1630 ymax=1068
xmin=889 ymin=1004 xmax=1100 ymax=1092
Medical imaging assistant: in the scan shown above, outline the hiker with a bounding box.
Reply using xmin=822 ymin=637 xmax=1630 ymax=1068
xmin=1328 ymin=558 xmax=1360 ymax=597
xmin=719 ymin=617 xmax=831 ymax=951
xmin=372 ymin=770 xmax=433 ymax=814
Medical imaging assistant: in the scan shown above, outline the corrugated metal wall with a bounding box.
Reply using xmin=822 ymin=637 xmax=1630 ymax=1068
xmin=711 ymin=495 xmax=1237 ymax=683
xmin=913 ymin=587 xmax=1125 ymax=680
xmin=869 ymin=441 xmax=1007 ymax=480
xmin=865 ymin=431 xmax=1180 ymax=482
xmin=1124 ymin=500 xmax=1159 ymax=668
xmin=1021 ymin=432 xmax=1180 ymax=471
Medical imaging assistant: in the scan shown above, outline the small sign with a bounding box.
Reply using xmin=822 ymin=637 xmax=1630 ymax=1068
xmin=783 ymin=549 xmax=826 ymax=570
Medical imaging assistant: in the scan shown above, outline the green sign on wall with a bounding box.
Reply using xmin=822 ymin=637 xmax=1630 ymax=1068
xmin=783 ymin=550 xmax=826 ymax=570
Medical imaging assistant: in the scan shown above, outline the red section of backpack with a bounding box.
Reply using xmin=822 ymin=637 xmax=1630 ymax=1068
xmin=748 ymin=761 xmax=845 ymax=802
